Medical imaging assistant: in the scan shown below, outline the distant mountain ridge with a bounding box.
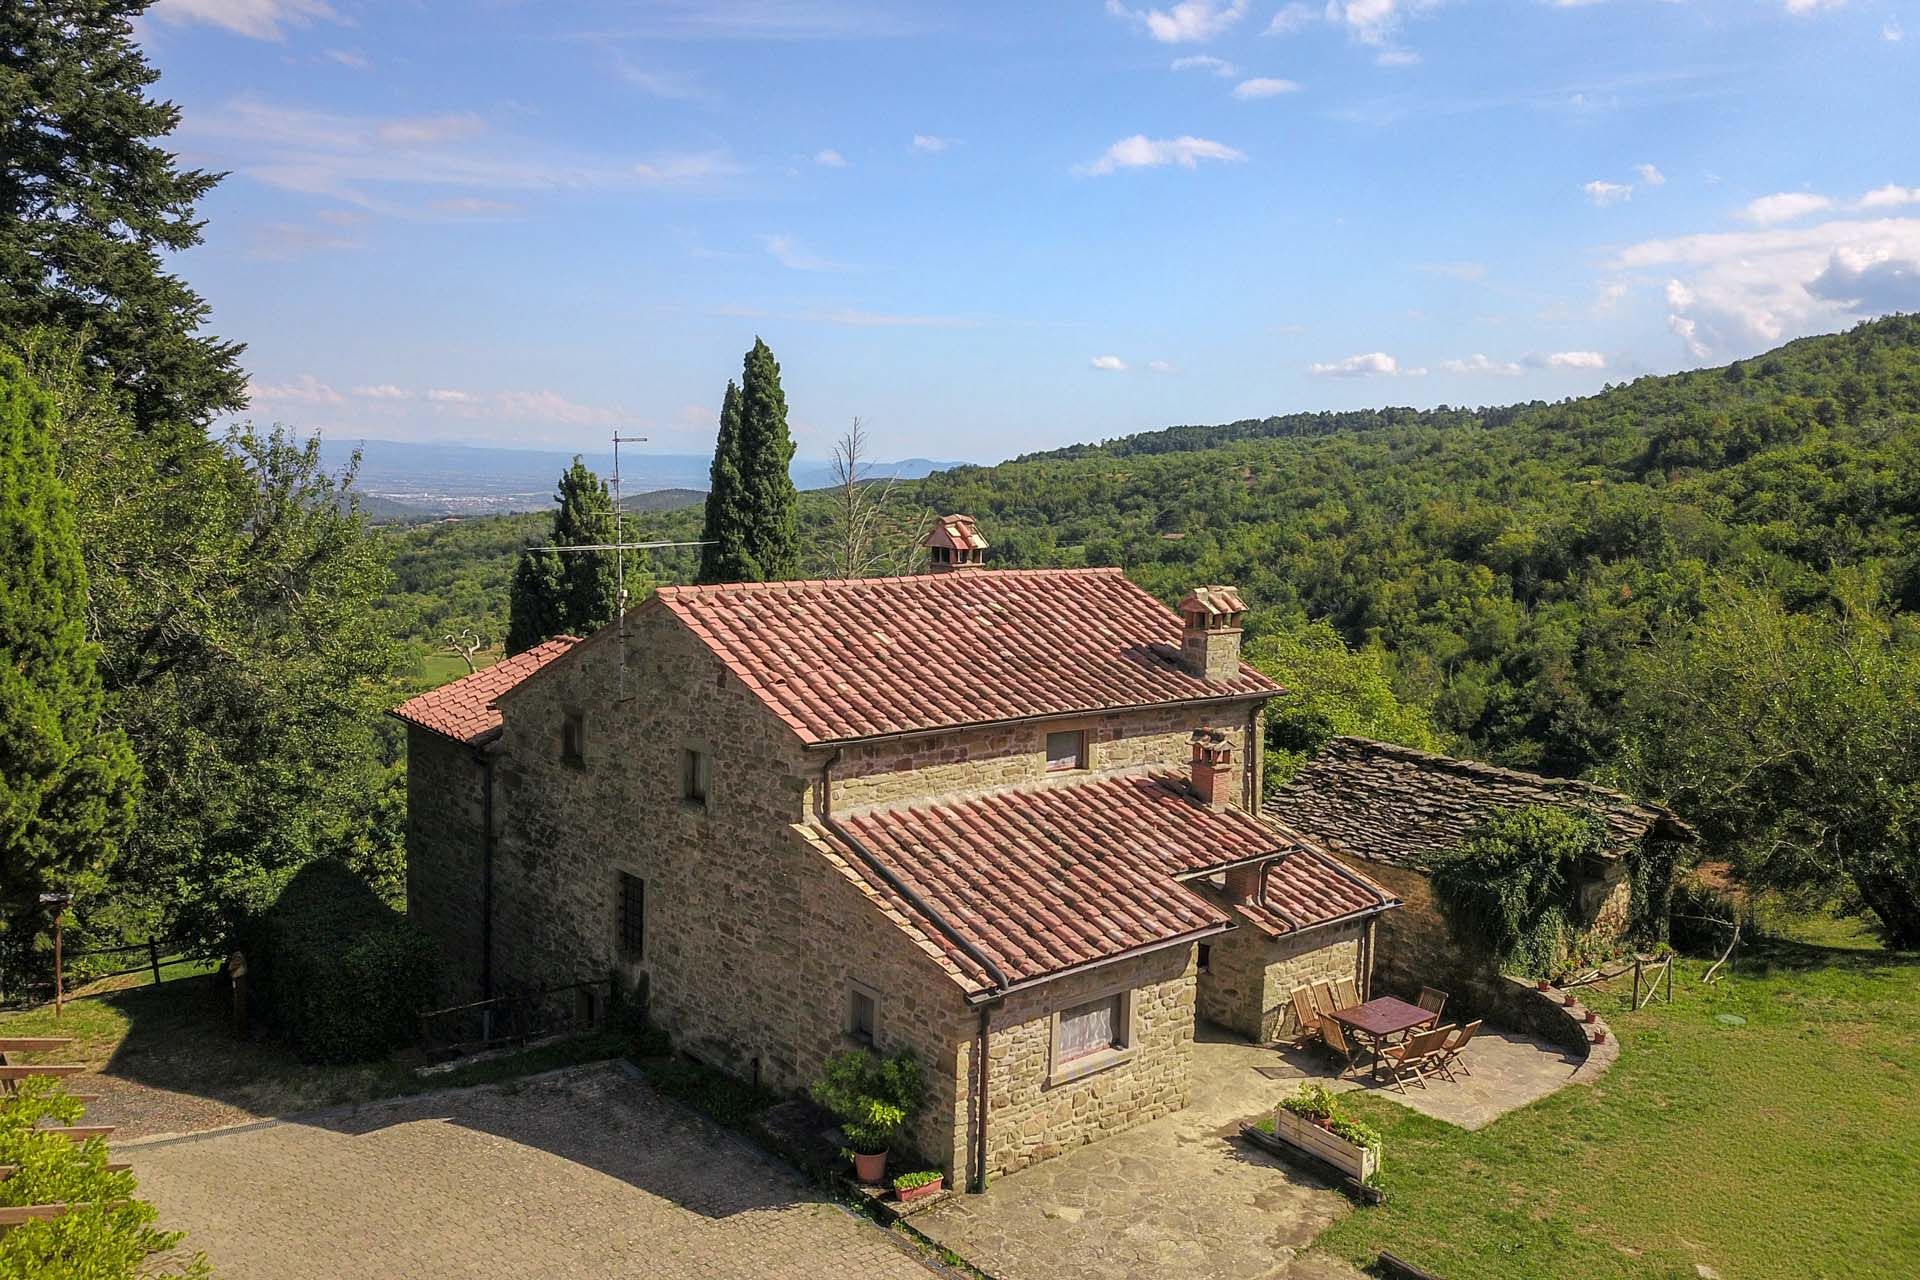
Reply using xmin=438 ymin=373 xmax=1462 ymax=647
xmin=321 ymin=438 xmax=966 ymax=518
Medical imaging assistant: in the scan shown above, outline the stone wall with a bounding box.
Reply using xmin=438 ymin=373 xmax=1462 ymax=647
xmin=403 ymin=726 xmax=488 ymax=1004
xmin=961 ymin=945 xmax=1197 ymax=1181
xmin=1196 ymin=919 xmax=1364 ymax=1042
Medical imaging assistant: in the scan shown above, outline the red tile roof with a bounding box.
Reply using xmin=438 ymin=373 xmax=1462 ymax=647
xmin=925 ymin=513 xmax=989 ymax=552
xmin=391 ymin=637 xmax=581 ymax=746
xmin=655 ymin=568 xmax=1280 ymax=744
xmin=805 ymin=772 xmax=1387 ymax=993
xmin=1199 ymin=825 xmax=1397 ymax=939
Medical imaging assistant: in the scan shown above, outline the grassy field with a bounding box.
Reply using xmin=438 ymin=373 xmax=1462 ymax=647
xmin=1318 ymin=940 xmax=1920 ymax=1280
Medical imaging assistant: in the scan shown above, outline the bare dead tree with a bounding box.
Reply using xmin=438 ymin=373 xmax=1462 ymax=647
xmin=443 ymin=625 xmax=485 ymax=674
xmin=825 ymin=418 xmax=934 ymax=578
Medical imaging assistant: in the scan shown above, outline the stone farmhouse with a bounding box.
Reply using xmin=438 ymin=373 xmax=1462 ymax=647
xmin=393 ymin=518 xmax=1400 ymax=1189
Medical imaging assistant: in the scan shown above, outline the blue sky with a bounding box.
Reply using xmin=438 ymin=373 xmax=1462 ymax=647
xmin=144 ymin=0 xmax=1917 ymax=463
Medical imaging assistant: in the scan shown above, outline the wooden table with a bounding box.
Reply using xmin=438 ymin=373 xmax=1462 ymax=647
xmin=1328 ymin=997 xmax=1437 ymax=1079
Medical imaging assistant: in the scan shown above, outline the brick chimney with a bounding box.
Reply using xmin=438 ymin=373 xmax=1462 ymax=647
xmin=1177 ymin=586 xmax=1247 ymax=681
xmin=923 ymin=514 xmax=988 ymax=573
xmin=1189 ymin=729 xmax=1234 ymax=812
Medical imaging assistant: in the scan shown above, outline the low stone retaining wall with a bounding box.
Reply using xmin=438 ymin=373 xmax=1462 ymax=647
xmin=1492 ymin=975 xmax=1619 ymax=1085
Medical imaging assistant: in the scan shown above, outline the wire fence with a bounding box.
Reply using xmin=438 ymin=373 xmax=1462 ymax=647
xmin=0 ymin=936 xmax=203 ymax=1013
xmin=416 ymin=977 xmax=616 ymax=1060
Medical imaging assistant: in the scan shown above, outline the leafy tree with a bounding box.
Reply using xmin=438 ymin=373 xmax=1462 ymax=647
xmin=0 ymin=1078 xmax=208 ymax=1279
xmin=1620 ymin=581 xmax=1920 ymax=948
xmin=507 ymin=458 xmax=643 ymax=652
xmin=1243 ymin=620 xmax=1444 ymax=789
xmin=699 ymin=339 xmax=799 ymax=582
xmin=1427 ymin=806 xmax=1607 ymax=976
xmin=0 ymin=0 xmax=245 ymax=430
xmin=0 ymin=354 xmax=137 ymax=944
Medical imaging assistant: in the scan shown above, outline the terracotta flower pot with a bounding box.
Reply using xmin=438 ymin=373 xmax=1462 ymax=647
xmin=1536 ymin=979 xmax=1554 ymax=992
xmin=1591 ymin=1028 xmax=1608 ymax=1045
xmin=852 ymin=1150 xmax=889 ymax=1184
xmin=1583 ymin=1009 xmax=1598 ymax=1024
xmin=896 ymin=1176 xmax=944 ymax=1203
xmin=1563 ymin=993 xmax=1579 ymax=1007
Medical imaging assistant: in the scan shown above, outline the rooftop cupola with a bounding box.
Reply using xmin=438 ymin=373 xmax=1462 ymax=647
xmin=924 ymin=513 xmax=989 ymax=573
xmin=1177 ymin=585 xmax=1247 ymax=682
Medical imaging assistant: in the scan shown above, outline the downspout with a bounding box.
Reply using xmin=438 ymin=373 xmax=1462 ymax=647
xmin=816 ymin=749 xmax=1010 ymax=1192
xmin=478 ymin=750 xmax=496 ymax=1004
xmin=1243 ymin=705 xmax=1261 ymax=811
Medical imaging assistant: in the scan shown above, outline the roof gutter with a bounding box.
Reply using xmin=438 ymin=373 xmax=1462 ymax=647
xmin=971 ymin=920 xmax=1233 ymax=1004
xmin=798 ymin=690 xmax=1278 ymax=753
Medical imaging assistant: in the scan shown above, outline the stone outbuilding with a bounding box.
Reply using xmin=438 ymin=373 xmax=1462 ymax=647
xmin=392 ymin=533 xmax=1396 ymax=1190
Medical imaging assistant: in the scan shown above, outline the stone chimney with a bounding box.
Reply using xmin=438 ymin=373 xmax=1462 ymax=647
xmin=1189 ymin=729 xmax=1234 ymax=812
xmin=1177 ymin=586 xmax=1247 ymax=681
xmin=923 ymin=514 xmax=988 ymax=573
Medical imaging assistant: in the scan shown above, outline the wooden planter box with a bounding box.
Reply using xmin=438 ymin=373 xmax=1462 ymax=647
xmin=1269 ymin=1109 xmax=1380 ymax=1184
xmin=895 ymin=1176 xmax=944 ymax=1204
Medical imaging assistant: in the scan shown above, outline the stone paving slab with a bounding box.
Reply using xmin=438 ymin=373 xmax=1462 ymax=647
xmin=125 ymin=1062 xmax=939 ymax=1280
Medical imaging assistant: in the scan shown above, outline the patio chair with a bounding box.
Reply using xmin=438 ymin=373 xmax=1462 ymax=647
xmin=1416 ymin=986 xmax=1448 ymax=1025
xmin=1311 ymin=979 xmax=1339 ymax=1016
xmin=1379 ymin=1026 xmax=1454 ymax=1093
xmin=1318 ymin=1015 xmax=1361 ymax=1078
xmin=1437 ymin=1019 xmax=1482 ymax=1078
xmin=1332 ymin=975 xmax=1359 ymax=1010
xmin=1290 ymin=987 xmax=1322 ymax=1047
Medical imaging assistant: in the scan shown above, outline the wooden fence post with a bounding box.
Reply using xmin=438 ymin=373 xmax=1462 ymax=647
xmin=52 ymin=914 xmax=63 ymax=1019
xmin=147 ymin=939 xmax=163 ymax=987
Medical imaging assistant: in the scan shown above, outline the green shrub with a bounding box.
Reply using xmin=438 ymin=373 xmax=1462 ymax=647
xmin=1273 ymin=1082 xmax=1382 ymax=1157
xmin=1428 ymin=806 xmax=1607 ymax=977
xmin=1279 ymin=1082 xmax=1342 ymax=1121
xmin=811 ymin=1049 xmax=924 ymax=1154
xmin=245 ymin=859 xmax=439 ymax=1064
xmin=635 ymin=1058 xmax=776 ymax=1130
xmin=0 ymin=1080 xmax=208 ymax=1280
xmin=892 ymin=1169 xmax=943 ymax=1191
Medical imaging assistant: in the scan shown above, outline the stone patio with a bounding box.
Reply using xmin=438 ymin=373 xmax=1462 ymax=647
xmin=913 ymin=1020 xmax=1585 ymax=1280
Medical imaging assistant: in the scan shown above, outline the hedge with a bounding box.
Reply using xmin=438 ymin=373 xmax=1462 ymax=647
xmin=244 ymin=859 xmax=439 ymax=1064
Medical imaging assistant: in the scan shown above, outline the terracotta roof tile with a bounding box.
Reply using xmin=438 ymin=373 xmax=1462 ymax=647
xmin=390 ymin=637 xmax=581 ymax=746
xmin=1202 ymin=820 xmax=1397 ymax=938
xmin=654 ymin=569 xmax=1279 ymax=744
xmin=808 ymin=772 xmax=1384 ymax=991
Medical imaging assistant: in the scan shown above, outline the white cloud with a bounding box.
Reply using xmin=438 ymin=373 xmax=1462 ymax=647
xmin=353 ymin=384 xmax=413 ymax=400
xmin=1584 ymin=179 xmax=1633 ymax=206
xmin=492 ymin=390 xmax=625 ymax=427
xmin=911 ymin=134 xmax=949 ymax=153
xmin=1886 ymin=19 xmax=1904 ymax=40
xmin=1265 ymin=2 xmax=1316 ymax=34
xmin=815 ymin=148 xmax=848 ymax=168
xmin=249 ymin=373 xmax=343 ymax=405
xmin=1090 ymin=355 xmax=1130 ymax=372
xmin=1741 ymin=192 xmax=1834 ymax=225
xmin=1439 ymin=354 xmax=1523 ymax=376
xmin=1309 ymin=352 xmax=1422 ymax=377
xmin=430 ymin=197 xmax=523 ymax=217
xmin=1784 ymin=0 xmax=1845 ymax=13
xmin=633 ymin=150 xmax=743 ymax=184
xmin=1375 ymin=49 xmax=1420 ymax=67
xmin=245 ymin=220 xmax=363 ymax=259
xmin=1636 ymin=163 xmax=1666 ymax=188
xmin=1077 ymin=134 xmax=1246 ymax=176
xmin=1612 ymin=215 xmax=1920 ymax=356
xmin=1234 ymin=77 xmax=1303 ymax=99
xmin=1171 ymin=54 xmax=1238 ymax=76
xmin=761 ymin=233 xmax=839 ymax=271
xmin=150 ymin=0 xmax=338 ymax=40
xmin=1858 ymin=184 xmax=1920 ymax=210
xmin=376 ymin=114 xmax=487 ymax=147
xmin=324 ymin=49 xmax=372 ymax=71
xmin=1106 ymin=0 xmax=1251 ymax=44
xmin=1148 ymin=359 xmax=1179 ymax=373
xmin=1323 ymin=0 xmax=1436 ymax=46
xmin=427 ymin=388 xmax=481 ymax=404
xmin=1530 ymin=350 xmax=1607 ymax=369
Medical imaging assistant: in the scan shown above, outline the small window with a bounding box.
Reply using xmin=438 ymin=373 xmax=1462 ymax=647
xmin=1057 ymin=993 xmax=1124 ymax=1063
xmin=1045 ymin=729 xmax=1086 ymax=773
xmin=617 ymin=872 xmax=644 ymax=959
xmin=1197 ymin=943 xmax=1212 ymax=974
xmin=848 ymin=984 xmax=878 ymax=1045
xmin=562 ymin=710 xmax=585 ymax=766
xmin=682 ymin=748 xmax=709 ymax=805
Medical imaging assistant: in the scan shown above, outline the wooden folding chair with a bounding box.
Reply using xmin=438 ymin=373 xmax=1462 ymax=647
xmin=1379 ymin=1026 xmax=1453 ymax=1093
xmin=1290 ymin=987 xmax=1322 ymax=1046
xmin=1416 ymin=986 xmax=1448 ymax=1025
xmin=1318 ymin=1015 xmax=1361 ymax=1078
xmin=1311 ymin=980 xmax=1339 ymax=1016
xmin=1436 ymin=1019 xmax=1482 ymax=1078
xmin=1332 ymin=975 xmax=1359 ymax=1010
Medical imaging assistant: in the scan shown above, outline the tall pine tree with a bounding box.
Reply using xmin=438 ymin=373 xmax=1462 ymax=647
xmin=0 ymin=354 xmax=138 ymax=942
xmin=508 ymin=459 xmax=641 ymax=652
xmin=0 ymin=1 xmax=246 ymax=430
xmin=698 ymin=339 xmax=799 ymax=583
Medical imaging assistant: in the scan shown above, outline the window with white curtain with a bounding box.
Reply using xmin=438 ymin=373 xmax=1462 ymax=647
xmin=1057 ymin=993 xmax=1124 ymax=1062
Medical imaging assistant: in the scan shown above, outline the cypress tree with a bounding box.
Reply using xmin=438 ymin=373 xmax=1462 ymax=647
xmin=698 ymin=339 xmax=799 ymax=582
xmin=507 ymin=459 xmax=633 ymax=652
xmin=0 ymin=354 xmax=138 ymax=939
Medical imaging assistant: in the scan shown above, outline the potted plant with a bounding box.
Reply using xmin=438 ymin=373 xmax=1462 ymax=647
xmin=892 ymin=1169 xmax=945 ymax=1203
xmin=812 ymin=1048 xmax=924 ymax=1185
xmin=1264 ymin=1083 xmax=1382 ymax=1183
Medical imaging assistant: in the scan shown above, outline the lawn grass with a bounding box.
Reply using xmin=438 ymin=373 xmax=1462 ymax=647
xmin=1316 ymin=941 xmax=1920 ymax=1279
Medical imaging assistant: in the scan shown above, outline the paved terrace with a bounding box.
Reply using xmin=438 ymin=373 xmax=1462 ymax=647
xmin=914 ymin=1022 xmax=1584 ymax=1280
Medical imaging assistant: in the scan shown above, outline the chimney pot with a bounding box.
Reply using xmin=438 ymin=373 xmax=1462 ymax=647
xmin=923 ymin=514 xmax=989 ymax=573
xmin=1189 ymin=729 xmax=1234 ymax=811
xmin=1177 ymin=585 xmax=1247 ymax=681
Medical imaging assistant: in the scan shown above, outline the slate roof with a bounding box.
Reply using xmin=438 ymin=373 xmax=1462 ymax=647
xmin=390 ymin=637 xmax=581 ymax=746
xmin=804 ymin=771 xmax=1392 ymax=994
xmin=653 ymin=568 xmax=1280 ymax=745
xmin=1264 ymin=736 xmax=1692 ymax=871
